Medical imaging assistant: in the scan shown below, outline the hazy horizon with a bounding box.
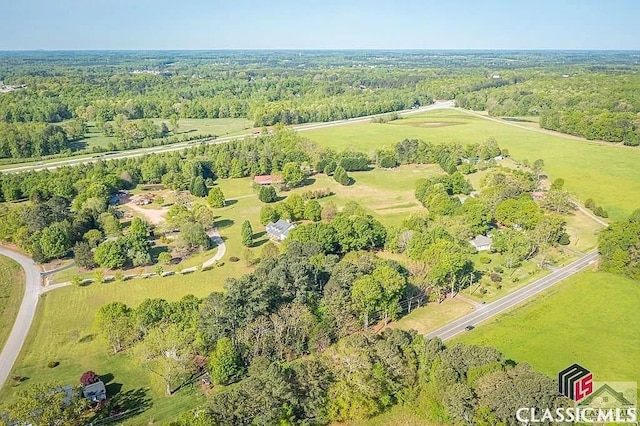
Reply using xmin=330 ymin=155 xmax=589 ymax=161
xmin=2 ymin=0 xmax=638 ymax=50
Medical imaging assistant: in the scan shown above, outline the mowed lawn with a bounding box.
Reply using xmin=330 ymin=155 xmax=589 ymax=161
xmin=0 ymin=256 xmax=25 ymax=351
xmin=292 ymin=165 xmax=443 ymax=227
xmin=0 ymin=274 xmax=220 ymax=423
xmin=304 ymin=109 xmax=640 ymax=220
xmin=390 ymin=297 xmax=475 ymax=335
xmin=456 ymin=270 xmax=640 ymax=385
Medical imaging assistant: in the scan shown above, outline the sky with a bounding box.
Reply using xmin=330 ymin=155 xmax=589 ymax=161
xmin=1 ymin=0 xmax=638 ymax=50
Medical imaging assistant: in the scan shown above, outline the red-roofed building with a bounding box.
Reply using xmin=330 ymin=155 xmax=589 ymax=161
xmin=254 ymin=175 xmax=283 ymax=185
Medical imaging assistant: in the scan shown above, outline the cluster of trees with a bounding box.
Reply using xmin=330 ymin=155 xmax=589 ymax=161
xmin=391 ymin=137 xmax=503 ymax=171
xmin=598 ymin=209 xmax=640 ymax=279
xmin=92 ymin=217 xmax=151 ymax=268
xmin=585 ymin=198 xmax=609 ymax=218
xmin=0 ymin=121 xmax=71 ymax=159
xmin=0 ymin=127 xmax=306 ymax=201
xmin=103 ymin=114 xmax=167 ymax=146
xmin=259 ymin=194 xmax=323 ymax=224
xmin=415 ymin=172 xmax=473 ymax=215
xmin=0 ymin=52 xmax=442 ymax=147
xmin=540 ymin=109 xmax=640 ymax=145
xmin=453 ymin=69 xmax=640 ymax=145
xmin=169 ymin=331 xmax=567 ymax=425
xmin=93 ymin=295 xmax=202 ymax=396
xmin=286 ymin=202 xmax=386 ymax=255
xmin=315 ymin=151 xmax=370 ymax=175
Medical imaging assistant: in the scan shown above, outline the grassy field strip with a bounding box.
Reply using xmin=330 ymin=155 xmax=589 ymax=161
xmin=0 ymin=256 xmax=25 ymax=352
xmin=389 ymin=297 xmax=475 ymax=335
xmin=457 ymin=270 xmax=640 ymax=386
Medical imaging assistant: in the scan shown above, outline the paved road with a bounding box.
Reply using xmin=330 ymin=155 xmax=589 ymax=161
xmin=0 ymin=248 xmax=43 ymax=389
xmin=0 ymin=101 xmax=455 ymax=174
xmin=427 ymin=251 xmax=599 ymax=341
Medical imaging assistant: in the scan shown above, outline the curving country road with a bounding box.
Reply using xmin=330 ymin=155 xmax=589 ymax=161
xmin=427 ymin=251 xmax=599 ymax=341
xmin=0 ymin=248 xmax=43 ymax=389
xmin=0 ymin=101 xmax=455 ymax=174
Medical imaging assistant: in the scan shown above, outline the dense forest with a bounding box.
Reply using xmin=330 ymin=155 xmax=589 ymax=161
xmin=1 ymin=50 xmax=639 ymax=160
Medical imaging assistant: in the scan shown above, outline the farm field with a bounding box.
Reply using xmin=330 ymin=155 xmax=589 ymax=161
xmin=0 ymin=256 xmax=25 ymax=351
xmin=456 ymin=270 xmax=640 ymax=387
xmin=79 ymin=117 xmax=253 ymax=151
xmin=304 ymin=109 xmax=640 ymax=220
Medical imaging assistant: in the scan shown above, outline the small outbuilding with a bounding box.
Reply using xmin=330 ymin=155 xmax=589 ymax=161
xmin=470 ymin=235 xmax=493 ymax=251
xmin=82 ymin=380 xmax=107 ymax=403
xmin=266 ymin=219 xmax=295 ymax=241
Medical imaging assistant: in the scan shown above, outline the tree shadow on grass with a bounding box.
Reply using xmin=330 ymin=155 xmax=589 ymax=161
xmin=78 ymin=334 xmax=95 ymax=343
xmin=105 ymin=382 xmax=122 ymax=397
xmin=92 ymin=387 xmax=152 ymax=424
xmin=215 ymin=219 xmax=234 ymax=229
xmin=251 ymin=238 xmax=269 ymax=248
xmin=100 ymin=373 xmax=114 ymax=385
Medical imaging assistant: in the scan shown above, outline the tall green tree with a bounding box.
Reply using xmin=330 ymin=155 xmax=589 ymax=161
xmin=93 ymin=240 xmax=126 ymax=269
xmin=190 ymin=176 xmax=207 ymax=197
xmin=333 ymin=166 xmax=351 ymax=186
xmin=209 ymin=337 xmax=243 ymax=385
xmin=136 ymin=323 xmax=195 ymax=396
xmin=304 ymin=200 xmax=322 ymax=222
xmin=241 ymin=220 xmax=253 ymax=247
xmin=39 ymin=222 xmax=71 ymax=260
xmin=260 ymin=205 xmax=280 ymax=225
xmin=94 ymin=302 xmax=137 ymax=353
xmin=207 ymin=187 xmax=226 ymax=208
xmin=282 ymin=162 xmax=305 ymax=187
xmin=258 ymin=185 xmax=277 ymax=203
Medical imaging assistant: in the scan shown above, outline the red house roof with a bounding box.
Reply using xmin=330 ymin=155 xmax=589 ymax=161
xmin=254 ymin=175 xmax=283 ymax=185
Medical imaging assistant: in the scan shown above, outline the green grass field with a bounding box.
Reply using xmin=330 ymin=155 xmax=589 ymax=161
xmin=304 ymin=109 xmax=640 ymax=220
xmin=0 ymin=256 xmax=24 ymax=351
xmin=457 ymin=270 xmax=640 ymax=385
xmin=390 ymin=297 xmax=474 ymax=335
xmin=80 ymin=118 xmax=252 ymax=151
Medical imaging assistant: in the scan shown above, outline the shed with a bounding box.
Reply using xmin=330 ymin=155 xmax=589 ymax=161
xmin=266 ymin=219 xmax=295 ymax=241
xmin=83 ymin=380 xmax=107 ymax=403
xmin=470 ymin=235 xmax=493 ymax=251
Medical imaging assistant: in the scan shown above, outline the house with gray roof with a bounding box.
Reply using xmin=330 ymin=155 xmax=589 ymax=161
xmin=82 ymin=380 xmax=107 ymax=403
xmin=266 ymin=219 xmax=295 ymax=241
xmin=470 ymin=235 xmax=493 ymax=251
